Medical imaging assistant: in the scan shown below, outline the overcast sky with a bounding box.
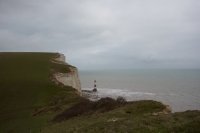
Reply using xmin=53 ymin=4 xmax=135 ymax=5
xmin=0 ymin=0 xmax=200 ymax=69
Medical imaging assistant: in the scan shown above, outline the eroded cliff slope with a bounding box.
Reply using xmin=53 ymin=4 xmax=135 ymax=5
xmin=53 ymin=53 xmax=82 ymax=95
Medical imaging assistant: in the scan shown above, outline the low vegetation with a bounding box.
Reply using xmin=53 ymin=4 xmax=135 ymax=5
xmin=42 ymin=98 xmax=200 ymax=133
xmin=52 ymin=97 xmax=166 ymax=123
xmin=0 ymin=52 xmax=79 ymax=133
xmin=52 ymin=97 xmax=128 ymax=122
xmin=1 ymin=52 xmax=200 ymax=133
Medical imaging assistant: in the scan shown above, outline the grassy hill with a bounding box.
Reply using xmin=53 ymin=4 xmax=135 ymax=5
xmin=0 ymin=52 xmax=200 ymax=133
xmin=42 ymin=99 xmax=200 ymax=133
xmin=0 ymin=52 xmax=80 ymax=133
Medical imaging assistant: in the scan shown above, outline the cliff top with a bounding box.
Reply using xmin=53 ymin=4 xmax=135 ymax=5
xmin=0 ymin=52 xmax=80 ymax=133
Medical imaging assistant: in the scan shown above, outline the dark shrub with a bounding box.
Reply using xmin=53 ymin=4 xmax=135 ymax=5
xmin=116 ymin=96 xmax=126 ymax=103
xmin=52 ymin=98 xmax=93 ymax=122
xmin=93 ymin=97 xmax=117 ymax=112
xmin=52 ymin=97 xmax=127 ymax=122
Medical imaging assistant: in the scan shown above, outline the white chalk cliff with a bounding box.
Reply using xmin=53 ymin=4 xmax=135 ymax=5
xmin=53 ymin=53 xmax=82 ymax=95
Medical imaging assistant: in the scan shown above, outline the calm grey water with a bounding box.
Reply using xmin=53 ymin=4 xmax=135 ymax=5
xmin=79 ymin=69 xmax=200 ymax=112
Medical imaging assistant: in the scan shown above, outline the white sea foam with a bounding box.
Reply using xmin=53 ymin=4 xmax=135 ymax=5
xmin=82 ymin=88 xmax=156 ymax=99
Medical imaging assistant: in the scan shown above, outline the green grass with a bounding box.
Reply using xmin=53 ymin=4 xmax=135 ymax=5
xmin=0 ymin=52 xmax=80 ymax=133
xmin=1 ymin=52 xmax=200 ymax=133
xmin=42 ymin=99 xmax=200 ymax=133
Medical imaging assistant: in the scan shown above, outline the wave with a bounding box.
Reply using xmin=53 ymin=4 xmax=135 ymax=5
xmin=82 ymin=88 xmax=156 ymax=97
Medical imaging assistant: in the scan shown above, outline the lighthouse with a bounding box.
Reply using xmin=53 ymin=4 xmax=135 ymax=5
xmin=93 ymin=80 xmax=97 ymax=92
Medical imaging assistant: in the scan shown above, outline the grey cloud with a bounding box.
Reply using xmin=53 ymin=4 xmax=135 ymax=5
xmin=0 ymin=0 xmax=200 ymax=69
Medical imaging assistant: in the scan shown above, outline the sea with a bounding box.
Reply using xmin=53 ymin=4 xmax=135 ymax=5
xmin=79 ymin=69 xmax=200 ymax=112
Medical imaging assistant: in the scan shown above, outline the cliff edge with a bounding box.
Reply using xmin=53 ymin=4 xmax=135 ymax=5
xmin=53 ymin=53 xmax=82 ymax=95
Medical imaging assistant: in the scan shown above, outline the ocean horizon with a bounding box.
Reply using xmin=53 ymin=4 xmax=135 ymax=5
xmin=79 ymin=69 xmax=200 ymax=112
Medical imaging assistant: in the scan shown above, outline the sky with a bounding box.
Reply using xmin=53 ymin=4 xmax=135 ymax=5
xmin=0 ymin=0 xmax=200 ymax=70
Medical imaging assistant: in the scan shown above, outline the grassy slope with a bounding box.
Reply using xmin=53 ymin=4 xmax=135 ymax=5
xmin=1 ymin=52 xmax=200 ymax=133
xmin=0 ymin=52 xmax=79 ymax=133
xmin=42 ymin=100 xmax=200 ymax=133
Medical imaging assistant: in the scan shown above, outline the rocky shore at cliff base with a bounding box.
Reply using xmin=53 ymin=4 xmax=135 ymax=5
xmin=82 ymin=90 xmax=100 ymax=101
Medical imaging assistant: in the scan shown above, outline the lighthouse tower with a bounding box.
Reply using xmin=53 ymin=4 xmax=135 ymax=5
xmin=93 ymin=80 xmax=97 ymax=92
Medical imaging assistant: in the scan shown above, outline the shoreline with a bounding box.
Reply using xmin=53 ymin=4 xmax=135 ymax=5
xmin=81 ymin=88 xmax=178 ymax=113
xmin=82 ymin=89 xmax=172 ymax=114
xmin=82 ymin=90 xmax=100 ymax=101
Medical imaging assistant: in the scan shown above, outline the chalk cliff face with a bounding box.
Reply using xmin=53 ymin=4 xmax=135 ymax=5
xmin=54 ymin=53 xmax=66 ymax=63
xmin=53 ymin=53 xmax=82 ymax=95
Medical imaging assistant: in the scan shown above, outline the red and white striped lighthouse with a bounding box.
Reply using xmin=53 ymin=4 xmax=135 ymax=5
xmin=93 ymin=80 xmax=97 ymax=92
